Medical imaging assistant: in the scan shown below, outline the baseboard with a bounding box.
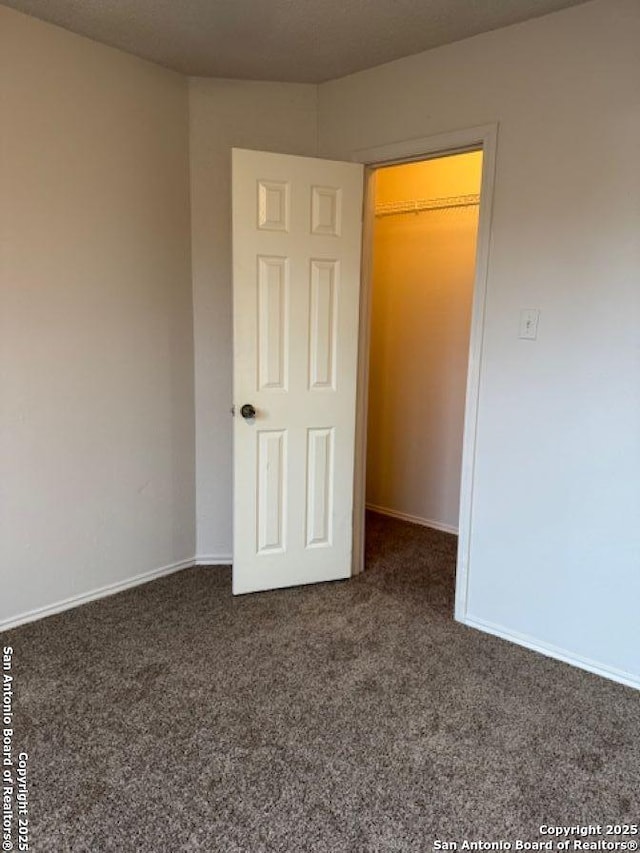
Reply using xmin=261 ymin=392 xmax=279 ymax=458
xmin=0 ymin=557 xmax=195 ymax=634
xmin=366 ymin=503 xmax=458 ymax=535
xmin=195 ymin=554 xmax=232 ymax=566
xmin=461 ymin=614 xmax=640 ymax=692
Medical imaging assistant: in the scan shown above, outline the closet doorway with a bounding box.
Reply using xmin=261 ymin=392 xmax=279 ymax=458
xmin=359 ymin=149 xmax=484 ymax=609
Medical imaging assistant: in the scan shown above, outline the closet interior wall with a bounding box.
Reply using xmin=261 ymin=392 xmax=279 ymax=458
xmin=366 ymin=152 xmax=483 ymax=533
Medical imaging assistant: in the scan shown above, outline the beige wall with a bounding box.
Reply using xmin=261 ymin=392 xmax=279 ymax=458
xmin=319 ymin=0 xmax=640 ymax=683
xmin=366 ymin=153 xmax=482 ymax=532
xmin=0 ymin=7 xmax=195 ymax=625
xmin=189 ymin=79 xmax=318 ymax=560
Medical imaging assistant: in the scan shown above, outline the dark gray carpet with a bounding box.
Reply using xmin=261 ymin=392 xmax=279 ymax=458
xmin=3 ymin=512 xmax=639 ymax=852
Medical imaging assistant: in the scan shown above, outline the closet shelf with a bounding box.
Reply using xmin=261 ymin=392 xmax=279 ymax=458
xmin=375 ymin=193 xmax=480 ymax=217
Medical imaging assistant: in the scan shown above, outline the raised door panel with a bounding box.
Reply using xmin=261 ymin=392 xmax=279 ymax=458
xmin=257 ymin=256 xmax=289 ymax=391
xmin=258 ymin=181 xmax=290 ymax=231
xmin=311 ymin=186 xmax=342 ymax=236
xmin=309 ymin=259 xmax=339 ymax=391
xmin=306 ymin=427 xmax=335 ymax=548
xmin=257 ymin=430 xmax=287 ymax=554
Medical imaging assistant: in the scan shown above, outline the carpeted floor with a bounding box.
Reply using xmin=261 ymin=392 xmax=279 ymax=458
xmin=3 ymin=511 xmax=639 ymax=852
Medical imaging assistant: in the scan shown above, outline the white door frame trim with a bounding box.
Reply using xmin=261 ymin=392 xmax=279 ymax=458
xmin=349 ymin=123 xmax=499 ymax=623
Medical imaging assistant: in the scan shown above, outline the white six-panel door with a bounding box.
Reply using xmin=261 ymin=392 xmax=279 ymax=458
xmin=232 ymin=149 xmax=364 ymax=595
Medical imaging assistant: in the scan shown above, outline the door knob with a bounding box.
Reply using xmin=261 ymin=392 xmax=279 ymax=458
xmin=240 ymin=403 xmax=256 ymax=420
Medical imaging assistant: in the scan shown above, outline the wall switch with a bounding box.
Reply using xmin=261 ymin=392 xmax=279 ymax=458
xmin=519 ymin=309 xmax=540 ymax=340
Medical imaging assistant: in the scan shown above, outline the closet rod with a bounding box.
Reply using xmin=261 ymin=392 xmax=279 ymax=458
xmin=375 ymin=193 xmax=480 ymax=217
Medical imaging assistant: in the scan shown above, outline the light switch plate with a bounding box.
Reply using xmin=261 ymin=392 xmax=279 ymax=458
xmin=519 ymin=309 xmax=540 ymax=340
